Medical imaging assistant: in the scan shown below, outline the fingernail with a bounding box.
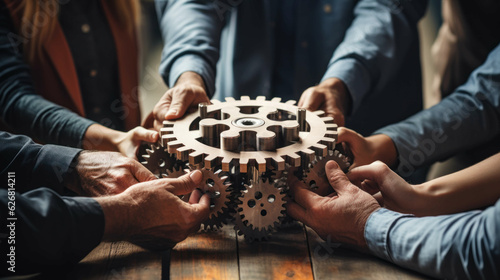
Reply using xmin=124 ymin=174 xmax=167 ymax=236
xmin=151 ymin=132 xmax=158 ymax=140
xmin=326 ymin=160 xmax=338 ymax=169
xmin=190 ymin=170 xmax=202 ymax=183
xmin=166 ymin=109 xmax=177 ymax=117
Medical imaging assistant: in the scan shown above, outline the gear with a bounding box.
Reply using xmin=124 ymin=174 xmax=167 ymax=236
xmin=198 ymin=168 xmax=233 ymax=231
xmin=160 ymin=166 xmax=187 ymax=179
xmin=140 ymin=142 xmax=178 ymax=176
xmin=161 ymin=96 xmax=338 ymax=173
xmin=234 ymin=177 xmax=286 ymax=240
xmin=303 ymin=150 xmax=351 ymax=196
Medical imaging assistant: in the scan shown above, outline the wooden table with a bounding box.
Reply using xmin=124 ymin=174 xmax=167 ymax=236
xmin=65 ymin=222 xmax=428 ymax=280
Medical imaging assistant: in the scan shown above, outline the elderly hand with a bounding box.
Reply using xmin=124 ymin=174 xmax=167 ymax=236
xmin=96 ymin=170 xmax=210 ymax=250
xmin=70 ymin=151 xmax=157 ymax=196
xmin=151 ymin=71 xmax=210 ymax=131
xmin=287 ymin=160 xmax=380 ymax=248
xmin=298 ymin=78 xmax=350 ymax=127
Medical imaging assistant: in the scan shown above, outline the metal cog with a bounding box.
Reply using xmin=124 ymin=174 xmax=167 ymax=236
xmin=161 ymin=96 xmax=338 ymax=174
xmin=160 ymin=166 xmax=187 ymax=179
xmin=198 ymin=168 xmax=233 ymax=231
xmin=140 ymin=141 xmax=178 ymax=176
xmin=303 ymin=150 xmax=351 ymax=196
xmin=235 ymin=177 xmax=286 ymax=240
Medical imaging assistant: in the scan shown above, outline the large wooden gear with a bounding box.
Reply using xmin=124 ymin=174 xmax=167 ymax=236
xmin=140 ymin=96 xmax=350 ymax=241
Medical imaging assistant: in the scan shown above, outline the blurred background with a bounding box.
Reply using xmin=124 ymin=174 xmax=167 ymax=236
xmin=137 ymin=1 xmax=443 ymax=122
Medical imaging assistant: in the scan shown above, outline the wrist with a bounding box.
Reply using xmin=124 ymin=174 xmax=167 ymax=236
xmin=175 ymin=71 xmax=206 ymax=91
xmin=320 ymin=77 xmax=352 ymax=115
xmin=83 ymin=124 xmax=123 ymax=152
xmin=95 ymin=193 xmax=136 ymax=241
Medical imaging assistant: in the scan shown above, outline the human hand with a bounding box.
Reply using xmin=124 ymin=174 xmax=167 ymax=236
xmin=97 ymin=170 xmax=210 ymax=250
xmin=298 ymin=78 xmax=351 ymax=126
xmin=287 ymin=161 xmax=380 ymax=248
xmin=70 ymin=151 xmax=157 ymax=196
xmin=114 ymin=126 xmax=158 ymax=159
xmin=152 ymin=71 xmax=210 ymax=131
xmin=347 ymin=161 xmax=425 ymax=215
xmin=338 ymin=127 xmax=397 ymax=169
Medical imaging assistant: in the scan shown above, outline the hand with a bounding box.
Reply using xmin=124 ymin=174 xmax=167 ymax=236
xmin=83 ymin=124 xmax=158 ymax=159
xmin=114 ymin=126 xmax=158 ymax=159
xmin=287 ymin=161 xmax=380 ymax=248
xmin=298 ymin=78 xmax=351 ymax=126
xmin=152 ymin=72 xmax=210 ymax=131
xmin=338 ymin=127 xmax=397 ymax=169
xmin=347 ymin=161 xmax=425 ymax=215
xmin=97 ymin=170 xmax=210 ymax=250
xmin=70 ymin=151 xmax=157 ymax=196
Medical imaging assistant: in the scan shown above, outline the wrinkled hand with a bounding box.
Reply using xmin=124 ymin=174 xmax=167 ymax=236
xmin=114 ymin=126 xmax=158 ymax=159
xmin=287 ymin=161 xmax=380 ymax=248
xmin=71 ymin=151 xmax=156 ymax=196
xmin=152 ymin=72 xmax=210 ymax=131
xmin=338 ymin=127 xmax=397 ymax=169
xmin=97 ymin=170 xmax=210 ymax=250
xmin=347 ymin=161 xmax=424 ymax=215
xmin=298 ymin=78 xmax=350 ymax=126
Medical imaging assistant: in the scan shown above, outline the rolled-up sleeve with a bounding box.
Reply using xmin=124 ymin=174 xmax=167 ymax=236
xmin=365 ymin=202 xmax=500 ymax=280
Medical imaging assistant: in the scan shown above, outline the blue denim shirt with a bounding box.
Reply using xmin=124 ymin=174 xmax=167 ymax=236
xmin=156 ymin=0 xmax=428 ymax=135
xmin=366 ymin=201 xmax=500 ymax=279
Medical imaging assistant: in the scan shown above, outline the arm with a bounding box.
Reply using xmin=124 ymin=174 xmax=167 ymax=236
xmin=299 ymin=0 xmax=428 ymax=121
xmin=0 ymin=188 xmax=104 ymax=275
xmin=151 ymin=0 xmax=224 ymax=128
xmin=347 ymin=154 xmax=500 ymax=216
xmin=365 ymin=203 xmax=500 ymax=280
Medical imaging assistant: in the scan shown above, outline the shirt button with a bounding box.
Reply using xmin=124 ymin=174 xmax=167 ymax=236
xmin=323 ymin=4 xmax=332 ymax=13
xmin=301 ymin=41 xmax=308 ymax=48
xmin=81 ymin=24 xmax=91 ymax=33
xmin=90 ymin=69 xmax=98 ymax=77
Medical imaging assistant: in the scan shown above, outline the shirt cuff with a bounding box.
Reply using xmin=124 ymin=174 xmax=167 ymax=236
xmin=321 ymin=58 xmax=372 ymax=115
xmin=364 ymin=208 xmax=414 ymax=262
xmin=33 ymin=144 xmax=82 ymax=194
xmin=165 ymin=54 xmax=216 ymax=97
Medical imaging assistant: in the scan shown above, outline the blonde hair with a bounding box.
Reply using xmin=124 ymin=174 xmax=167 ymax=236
xmin=10 ymin=0 xmax=140 ymax=63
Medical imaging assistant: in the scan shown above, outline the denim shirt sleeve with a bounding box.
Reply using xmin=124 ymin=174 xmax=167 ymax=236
xmin=156 ymin=0 xmax=225 ymax=97
xmin=322 ymin=0 xmax=428 ymax=115
xmin=374 ymin=44 xmax=500 ymax=177
xmin=0 ymin=2 xmax=95 ymax=148
xmin=365 ymin=202 xmax=500 ymax=280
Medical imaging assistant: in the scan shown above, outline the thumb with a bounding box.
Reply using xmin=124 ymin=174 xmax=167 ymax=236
xmin=131 ymin=127 xmax=158 ymax=143
xmin=131 ymin=160 xmax=157 ymax=182
xmin=325 ymin=160 xmax=353 ymax=195
xmin=164 ymin=170 xmax=203 ymax=196
xmin=165 ymin=90 xmax=189 ymax=120
xmin=337 ymin=127 xmax=361 ymax=146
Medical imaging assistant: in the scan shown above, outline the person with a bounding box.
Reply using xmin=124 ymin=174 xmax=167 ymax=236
xmin=149 ymin=0 xmax=428 ymax=137
xmin=287 ymin=159 xmax=500 ymax=279
xmin=0 ymin=131 xmax=210 ymax=275
xmin=0 ymin=0 xmax=156 ymax=158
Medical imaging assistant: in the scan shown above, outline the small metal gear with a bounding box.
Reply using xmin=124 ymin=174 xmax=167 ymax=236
xmin=160 ymin=166 xmax=187 ymax=179
xmin=303 ymin=150 xmax=351 ymax=196
xmin=198 ymin=168 xmax=233 ymax=231
xmin=234 ymin=177 xmax=286 ymax=240
xmin=140 ymin=142 xmax=178 ymax=176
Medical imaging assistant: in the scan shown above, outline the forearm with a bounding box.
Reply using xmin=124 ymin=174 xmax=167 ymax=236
xmin=365 ymin=204 xmax=500 ymax=280
xmin=322 ymin=0 xmax=427 ymax=114
xmin=156 ymin=0 xmax=224 ymax=96
xmin=0 ymin=189 xmax=104 ymax=275
xmin=415 ymin=153 xmax=500 ymax=216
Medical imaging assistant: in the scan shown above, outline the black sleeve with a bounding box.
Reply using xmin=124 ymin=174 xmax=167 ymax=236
xmin=0 ymin=131 xmax=81 ymax=194
xmin=0 ymin=188 xmax=104 ymax=275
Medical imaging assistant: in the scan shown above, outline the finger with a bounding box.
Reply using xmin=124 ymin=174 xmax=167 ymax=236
xmin=189 ymin=188 xmax=203 ymax=204
xmin=360 ymin=179 xmax=380 ymax=195
xmin=289 ymin=181 xmax=321 ymax=209
xmin=325 ymin=160 xmax=353 ymax=194
xmin=328 ymin=108 xmax=345 ymax=127
xmin=130 ymin=160 xmax=157 ymax=182
xmin=337 ymin=127 xmax=362 ymax=145
xmin=165 ymin=170 xmax=203 ymax=195
xmin=189 ymin=193 xmax=211 ymax=221
xmin=300 ymin=89 xmax=324 ymax=111
xmin=373 ymin=192 xmax=384 ymax=206
xmin=285 ymin=201 xmax=310 ymax=225
xmin=131 ymin=126 xmax=159 ymax=143
xmin=153 ymin=90 xmax=173 ymax=124
xmin=347 ymin=164 xmax=384 ymax=190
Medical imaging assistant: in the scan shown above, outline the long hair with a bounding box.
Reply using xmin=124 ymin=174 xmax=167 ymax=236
xmin=10 ymin=0 xmax=140 ymax=63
